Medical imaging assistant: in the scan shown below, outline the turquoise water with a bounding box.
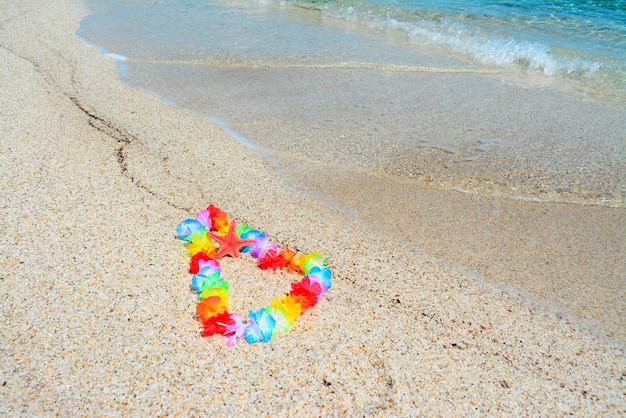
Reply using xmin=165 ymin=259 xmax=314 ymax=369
xmin=319 ymin=0 xmax=626 ymax=87
xmin=82 ymin=0 xmax=625 ymax=89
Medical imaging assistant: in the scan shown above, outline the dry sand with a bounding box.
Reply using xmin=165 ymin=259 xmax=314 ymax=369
xmin=1 ymin=0 xmax=625 ymax=415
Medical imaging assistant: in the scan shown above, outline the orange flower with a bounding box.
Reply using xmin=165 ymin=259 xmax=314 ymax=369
xmin=279 ymin=247 xmax=296 ymax=265
xmin=197 ymin=288 xmax=229 ymax=323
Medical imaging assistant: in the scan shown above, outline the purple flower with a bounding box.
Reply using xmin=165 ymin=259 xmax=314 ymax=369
xmin=196 ymin=210 xmax=213 ymax=229
xmin=224 ymin=314 xmax=246 ymax=346
xmin=239 ymin=229 xmax=265 ymax=254
xmin=250 ymin=236 xmax=279 ymax=259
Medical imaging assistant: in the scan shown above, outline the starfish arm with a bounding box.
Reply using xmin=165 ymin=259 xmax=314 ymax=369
xmin=208 ymin=220 xmax=256 ymax=258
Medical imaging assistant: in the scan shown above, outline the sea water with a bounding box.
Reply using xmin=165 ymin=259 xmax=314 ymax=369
xmin=82 ymin=0 xmax=626 ymax=87
xmin=78 ymin=0 xmax=625 ymax=207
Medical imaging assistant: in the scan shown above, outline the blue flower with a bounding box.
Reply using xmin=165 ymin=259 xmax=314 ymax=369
xmin=307 ymin=266 xmax=332 ymax=291
xmin=176 ymin=219 xmax=205 ymax=241
xmin=244 ymin=308 xmax=276 ymax=344
xmin=191 ymin=264 xmax=224 ymax=292
xmin=239 ymin=229 xmax=266 ymax=253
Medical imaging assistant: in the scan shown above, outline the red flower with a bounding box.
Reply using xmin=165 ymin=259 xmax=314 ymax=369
xmin=257 ymin=249 xmax=284 ymax=270
xmin=201 ymin=311 xmax=234 ymax=337
xmin=206 ymin=204 xmax=228 ymax=232
xmin=289 ymin=278 xmax=321 ymax=312
xmin=189 ymin=252 xmax=217 ymax=274
xmin=292 ymin=277 xmax=322 ymax=296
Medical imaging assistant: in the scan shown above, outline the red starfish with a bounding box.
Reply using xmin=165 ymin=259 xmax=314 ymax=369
xmin=208 ymin=220 xmax=256 ymax=259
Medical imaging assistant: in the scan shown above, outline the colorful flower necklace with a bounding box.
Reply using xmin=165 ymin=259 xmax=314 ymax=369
xmin=177 ymin=204 xmax=332 ymax=346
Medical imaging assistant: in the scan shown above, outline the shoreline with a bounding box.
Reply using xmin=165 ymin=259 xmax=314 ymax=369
xmin=120 ymin=58 xmax=626 ymax=209
xmin=1 ymin=1 xmax=625 ymax=415
xmin=82 ymin=0 xmax=626 ymax=210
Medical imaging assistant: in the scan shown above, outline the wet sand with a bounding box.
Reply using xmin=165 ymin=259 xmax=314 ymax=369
xmin=276 ymin=157 xmax=626 ymax=344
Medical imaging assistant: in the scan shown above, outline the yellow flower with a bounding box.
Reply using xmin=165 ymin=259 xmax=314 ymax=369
xmin=200 ymin=287 xmax=229 ymax=304
xmin=302 ymin=252 xmax=325 ymax=274
xmin=217 ymin=223 xmax=230 ymax=236
xmin=290 ymin=254 xmax=308 ymax=273
xmin=186 ymin=230 xmax=216 ymax=255
xmin=271 ymin=294 xmax=302 ymax=325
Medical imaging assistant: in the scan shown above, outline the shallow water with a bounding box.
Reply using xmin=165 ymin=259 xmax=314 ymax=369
xmin=84 ymin=0 xmax=626 ymax=85
xmin=81 ymin=0 xmax=625 ymax=206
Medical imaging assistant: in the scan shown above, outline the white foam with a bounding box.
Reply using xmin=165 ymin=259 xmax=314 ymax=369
xmin=104 ymin=52 xmax=127 ymax=61
xmin=324 ymin=3 xmax=613 ymax=79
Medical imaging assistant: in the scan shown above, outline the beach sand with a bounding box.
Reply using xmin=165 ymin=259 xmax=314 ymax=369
xmin=123 ymin=35 xmax=626 ymax=344
xmin=1 ymin=1 xmax=625 ymax=415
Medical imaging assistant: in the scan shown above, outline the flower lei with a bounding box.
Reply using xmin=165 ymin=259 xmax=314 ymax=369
xmin=177 ymin=204 xmax=332 ymax=346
